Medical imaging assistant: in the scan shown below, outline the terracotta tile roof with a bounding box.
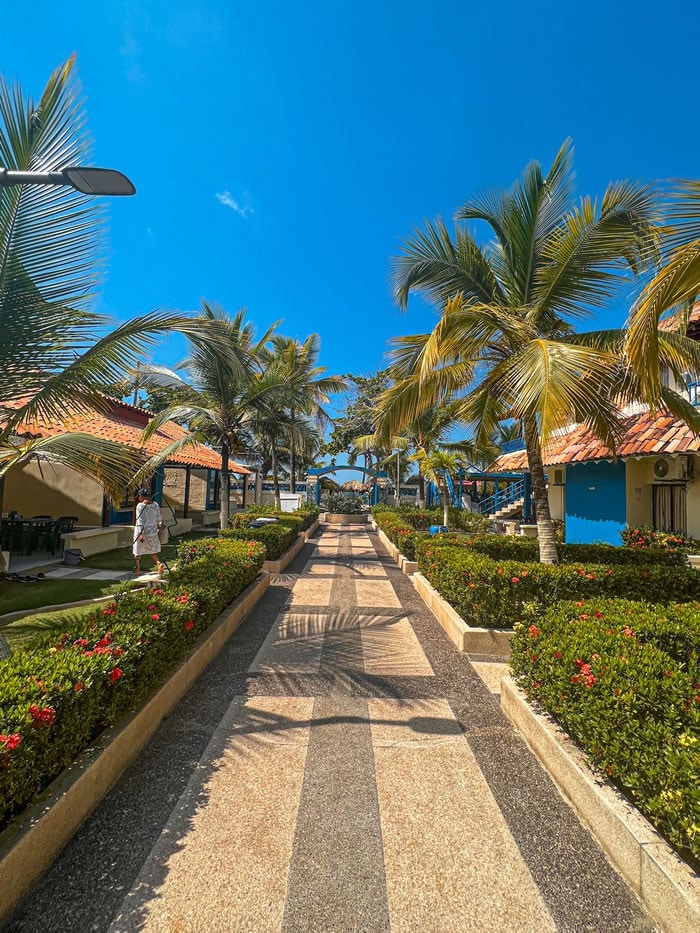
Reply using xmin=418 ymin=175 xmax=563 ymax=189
xmin=4 ymin=396 xmax=251 ymax=474
xmin=492 ymin=409 xmax=700 ymax=472
xmin=657 ymin=301 xmax=700 ymax=333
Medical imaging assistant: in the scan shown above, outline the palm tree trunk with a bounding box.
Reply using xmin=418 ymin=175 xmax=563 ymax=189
xmin=290 ymin=407 xmax=297 ymax=494
xmin=271 ymin=440 xmax=281 ymax=510
xmin=220 ymin=439 xmax=230 ymax=530
xmin=523 ymin=416 xmax=557 ymax=564
xmin=440 ymin=481 xmax=449 ymax=528
xmin=418 ymin=471 xmax=426 ymax=509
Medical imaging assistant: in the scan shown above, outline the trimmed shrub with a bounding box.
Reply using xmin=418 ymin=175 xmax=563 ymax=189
xmin=511 ymin=599 xmax=700 ymax=866
xmin=294 ymin=504 xmax=321 ymax=530
xmin=415 ymin=540 xmax=700 ymax=629
xmin=372 ymin=505 xmax=489 ymax=533
xmin=221 ymin=518 xmax=300 ymax=561
xmin=423 ymin=533 xmax=687 ymax=567
xmin=373 ymin=511 xmax=421 ymax=561
xmin=621 ymin=525 xmax=700 ymax=552
xmin=0 ymin=537 xmax=265 ymax=831
xmin=321 ymin=491 xmax=364 ymax=513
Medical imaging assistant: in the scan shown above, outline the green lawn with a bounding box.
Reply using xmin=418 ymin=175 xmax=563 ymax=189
xmin=82 ymin=532 xmax=214 ymax=571
xmin=0 ymin=578 xmax=118 ymax=618
xmin=1 ymin=603 xmax=98 ymax=652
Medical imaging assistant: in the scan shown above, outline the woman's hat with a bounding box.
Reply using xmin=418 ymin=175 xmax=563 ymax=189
xmin=135 ymin=488 xmax=150 ymax=498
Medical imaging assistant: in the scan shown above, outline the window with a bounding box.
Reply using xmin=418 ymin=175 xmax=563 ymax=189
xmin=652 ymin=484 xmax=687 ymax=535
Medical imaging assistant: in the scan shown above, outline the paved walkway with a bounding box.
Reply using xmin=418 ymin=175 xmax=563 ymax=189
xmin=8 ymin=524 xmax=652 ymax=932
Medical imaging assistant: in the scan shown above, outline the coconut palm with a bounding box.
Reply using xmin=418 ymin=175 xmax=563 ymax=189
xmin=412 ymin=450 xmax=465 ymax=528
xmin=260 ymin=335 xmax=347 ymax=492
xmin=385 ymin=139 xmax=689 ymax=563
xmin=0 ymin=57 xmax=190 ymax=509
xmin=139 ymin=304 xmax=286 ymax=528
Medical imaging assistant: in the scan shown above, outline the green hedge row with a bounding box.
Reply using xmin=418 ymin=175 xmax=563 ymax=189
xmin=415 ymin=540 xmax=700 ymax=629
xmin=511 ymin=599 xmax=700 ymax=866
xmin=423 ymin=533 xmax=687 ymax=566
xmin=373 ymin=511 xmax=422 ymax=560
xmin=0 ymin=537 xmax=266 ymax=831
xmin=372 ymin=504 xmax=490 ymax=533
xmin=219 ymin=512 xmax=304 ymax=560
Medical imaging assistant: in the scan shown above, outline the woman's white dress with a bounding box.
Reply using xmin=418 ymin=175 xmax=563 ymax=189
xmin=133 ymin=501 xmax=162 ymax=556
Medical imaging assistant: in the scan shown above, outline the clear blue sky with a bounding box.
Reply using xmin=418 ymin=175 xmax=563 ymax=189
xmin=3 ymin=0 xmax=699 ymax=387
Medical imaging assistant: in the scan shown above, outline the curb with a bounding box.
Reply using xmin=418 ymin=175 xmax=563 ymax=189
xmin=501 ymin=677 xmax=700 ymax=933
xmin=0 ymin=572 xmax=270 ymax=925
xmin=262 ymin=533 xmax=307 ymax=574
xmin=320 ymin=513 xmax=370 ymax=524
xmin=411 ymin=572 xmax=512 ymax=656
xmin=302 ymin=519 xmax=320 ymax=541
xmin=372 ymin=524 xmax=418 ymax=574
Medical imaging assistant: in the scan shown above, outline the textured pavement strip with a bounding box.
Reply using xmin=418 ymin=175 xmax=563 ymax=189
xmin=7 ymin=523 xmax=653 ymax=932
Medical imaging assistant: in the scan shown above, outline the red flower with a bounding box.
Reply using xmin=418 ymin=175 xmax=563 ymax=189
xmin=184 ymin=620 xmax=195 ymax=632
xmin=528 ymin=624 xmax=540 ymax=638
xmin=552 ymin=649 xmax=563 ymax=659
xmin=108 ymin=668 xmax=124 ymax=684
xmin=0 ymin=734 xmax=22 ymax=751
xmin=511 ymin=576 xmax=520 ymax=584
xmin=73 ymin=638 xmax=88 ymax=648
xmin=622 ymin=626 xmax=634 ymax=638
xmin=151 ymin=614 xmax=161 ymax=621
xmin=29 ymin=705 xmax=56 ymax=726
xmin=468 ymin=582 xmax=475 ymax=589
xmin=153 ymin=588 xmax=165 ymax=596
xmin=102 ymin=607 xmax=116 ymax=616
xmin=594 ymin=611 xmax=603 ymax=619
xmin=176 ymin=593 xmax=190 ymax=604
xmin=74 ymin=683 xmax=84 ymax=692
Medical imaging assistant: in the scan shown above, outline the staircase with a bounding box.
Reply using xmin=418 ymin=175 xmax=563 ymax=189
xmin=488 ymin=497 xmax=525 ymax=521
xmin=478 ymin=480 xmax=526 ymax=521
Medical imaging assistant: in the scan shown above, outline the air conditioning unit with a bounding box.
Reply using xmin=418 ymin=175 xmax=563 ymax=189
xmin=653 ymin=456 xmax=689 ymax=481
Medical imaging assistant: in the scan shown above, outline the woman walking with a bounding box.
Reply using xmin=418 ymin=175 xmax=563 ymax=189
xmin=133 ymin=488 xmax=165 ymax=575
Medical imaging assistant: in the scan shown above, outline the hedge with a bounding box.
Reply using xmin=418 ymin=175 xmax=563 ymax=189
xmin=422 ymin=533 xmax=687 ymax=566
xmin=222 ymin=514 xmax=302 ymax=561
xmin=511 ymin=599 xmax=700 ymax=867
xmin=372 ymin=504 xmax=489 ymax=533
xmin=373 ymin=511 xmax=422 ymax=560
xmin=0 ymin=537 xmax=265 ymax=831
xmin=415 ymin=540 xmax=700 ymax=629
xmin=234 ymin=503 xmax=320 ymax=532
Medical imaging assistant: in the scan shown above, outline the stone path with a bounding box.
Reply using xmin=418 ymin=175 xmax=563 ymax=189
xmin=7 ymin=524 xmax=653 ymax=932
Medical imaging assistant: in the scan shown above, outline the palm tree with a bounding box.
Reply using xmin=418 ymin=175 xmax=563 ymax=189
xmin=357 ymin=399 xmax=465 ymax=506
xmin=385 ymin=139 xmax=687 ymax=563
xmin=0 ymin=57 xmax=190 ymax=518
xmin=412 ymin=450 xmax=465 ymax=528
xmin=260 ymin=335 xmax=347 ymax=492
xmin=139 ymin=304 xmax=285 ymax=528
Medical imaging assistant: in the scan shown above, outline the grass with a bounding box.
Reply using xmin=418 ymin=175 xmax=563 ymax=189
xmin=81 ymin=532 xmax=215 ymax=572
xmin=0 ymin=603 xmax=98 ymax=652
xmin=0 ymin=579 xmax=118 ymax=618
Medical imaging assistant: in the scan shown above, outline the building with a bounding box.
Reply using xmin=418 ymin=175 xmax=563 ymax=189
xmin=2 ymin=396 xmax=250 ymax=553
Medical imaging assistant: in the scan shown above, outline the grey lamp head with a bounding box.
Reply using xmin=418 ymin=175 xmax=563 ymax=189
xmin=63 ymin=166 xmax=136 ymax=196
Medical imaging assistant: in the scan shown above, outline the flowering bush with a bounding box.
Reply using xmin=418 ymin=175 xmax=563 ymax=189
xmin=372 ymin=511 xmax=422 ymax=560
xmin=372 ymin=504 xmax=489 ymax=533
xmin=511 ymin=599 xmax=700 ymax=867
xmin=0 ymin=537 xmax=265 ymax=831
xmin=423 ymin=533 xmax=687 ymax=566
xmin=415 ymin=540 xmax=700 ymax=629
xmin=621 ymin=525 xmax=699 ymax=552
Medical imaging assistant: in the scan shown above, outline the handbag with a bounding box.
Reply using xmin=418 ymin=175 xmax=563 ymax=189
xmin=158 ymin=524 xmax=169 ymax=545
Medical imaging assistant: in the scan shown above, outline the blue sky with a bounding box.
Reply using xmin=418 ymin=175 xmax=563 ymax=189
xmin=3 ymin=0 xmax=699 ymax=393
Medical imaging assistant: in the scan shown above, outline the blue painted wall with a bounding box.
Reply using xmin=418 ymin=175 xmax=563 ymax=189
xmin=565 ymin=461 xmax=626 ymax=545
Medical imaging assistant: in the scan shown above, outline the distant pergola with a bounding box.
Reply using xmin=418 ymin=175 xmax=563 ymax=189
xmin=306 ymin=464 xmax=390 ymax=505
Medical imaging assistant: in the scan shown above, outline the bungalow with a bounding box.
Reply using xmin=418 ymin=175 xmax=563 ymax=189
xmin=493 ymin=411 xmax=700 ymax=545
xmin=1 ymin=397 xmax=251 ymax=555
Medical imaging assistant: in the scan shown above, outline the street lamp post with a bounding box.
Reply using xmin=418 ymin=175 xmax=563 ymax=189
xmin=395 ymin=449 xmax=400 ymax=506
xmin=0 ymin=166 xmax=135 ymax=196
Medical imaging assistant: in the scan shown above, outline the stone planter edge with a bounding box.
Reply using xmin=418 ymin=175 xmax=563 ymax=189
xmin=0 ymin=571 xmax=271 ymax=925
xmin=410 ymin=572 xmax=512 ymax=656
xmin=371 ymin=522 xmax=418 ymax=575
xmin=501 ymin=676 xmax=699 ymax=933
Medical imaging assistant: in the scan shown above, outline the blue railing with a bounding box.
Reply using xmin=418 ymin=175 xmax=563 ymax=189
xmin=500 ymin=437 xmax=526 ymax=454
xmin=687 ymin=382 xmax=700 ymax=406
xmin=478 ymin=479 xmax=525 ymax=516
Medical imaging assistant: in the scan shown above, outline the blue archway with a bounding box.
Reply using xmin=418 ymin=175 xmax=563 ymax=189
xmin=306 ymin=464 xmax=389 ymax=505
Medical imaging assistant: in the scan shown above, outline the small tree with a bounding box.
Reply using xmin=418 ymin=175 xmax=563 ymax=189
xmin=412 ymin=450 xmax=464 ymax=529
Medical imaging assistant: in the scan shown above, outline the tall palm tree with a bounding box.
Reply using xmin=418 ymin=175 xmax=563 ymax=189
xmin=0 ymin=57 xmax=189 ymax=512
xmin=385 ymin=140 xmax=696 ymax=563
xmin=260 ymin=335 xmax=347 ymax=492
xmin=140 ymin=304 xmax=284 ymax=528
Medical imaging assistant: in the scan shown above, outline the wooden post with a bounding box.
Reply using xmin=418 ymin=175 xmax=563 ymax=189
xmin=183 ymin=465 xmax=191 ymax=519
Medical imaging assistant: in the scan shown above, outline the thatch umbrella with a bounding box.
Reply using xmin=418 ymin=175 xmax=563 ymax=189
xmin=341 ymin=479 xmax=369 ymax=492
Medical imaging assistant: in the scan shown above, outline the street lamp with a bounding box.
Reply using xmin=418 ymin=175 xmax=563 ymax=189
xmin=0 ymin=166 xmax=135 ymax=196
xmin=395 ymin=449 xmax=401 ymax=506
